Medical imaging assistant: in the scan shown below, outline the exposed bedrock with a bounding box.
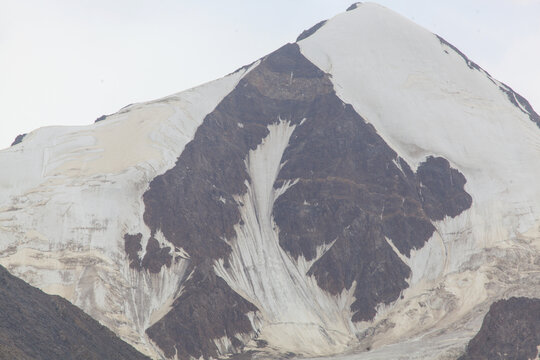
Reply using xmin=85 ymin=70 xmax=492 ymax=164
xmin=274 ymin=100 xmax=472 ymax=321
xmin=459 ymin=297 xmax=540 ymax=360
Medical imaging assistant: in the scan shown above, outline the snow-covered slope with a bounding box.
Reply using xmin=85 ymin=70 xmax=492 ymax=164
xmin=1 ymin=3 xmax=539 ymax=360
xmin=0 ymin=65 xmax=255 ymax=358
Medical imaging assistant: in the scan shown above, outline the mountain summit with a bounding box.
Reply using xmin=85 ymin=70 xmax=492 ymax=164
xmin=1 ymin=3 xmax=539 ymax=359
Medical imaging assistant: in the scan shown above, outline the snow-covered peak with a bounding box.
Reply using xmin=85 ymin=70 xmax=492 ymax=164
xmin=299 ymin=1 xmax=540 ymax=209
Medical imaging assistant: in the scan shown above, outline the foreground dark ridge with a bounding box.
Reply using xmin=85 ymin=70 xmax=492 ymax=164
xmin=459 ymin=297 xmax=540 ymax=360
xmin=0 ymin=265 xmax=150 ymax=360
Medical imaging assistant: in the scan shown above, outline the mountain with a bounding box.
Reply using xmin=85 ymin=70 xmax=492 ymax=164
xmin=0 ymin=264 xmax=150 ymax=360
xmin=1 ymin=2 xmax=539 ymax=359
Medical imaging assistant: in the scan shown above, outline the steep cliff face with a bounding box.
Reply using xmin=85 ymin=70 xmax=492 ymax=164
xmin=0 ymin=264 xmax=149 ymax=360
xmin=1 ymin=3 xmax=539 ymax=360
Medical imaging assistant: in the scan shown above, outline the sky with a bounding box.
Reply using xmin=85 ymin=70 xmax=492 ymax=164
xmin=1 ymin=0 xmax=539 ymax=150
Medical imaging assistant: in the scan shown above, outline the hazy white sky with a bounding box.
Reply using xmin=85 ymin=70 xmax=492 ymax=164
xmin=1 ymin=0 xmax=539 ymax=150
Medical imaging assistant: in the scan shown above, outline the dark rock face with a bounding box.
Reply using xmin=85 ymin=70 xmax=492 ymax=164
xmin=124 ymin=233 xmax=172 ymax=273
xmin=136 ymin=42 xmax=472 ymax=357
xmin=124 ymin=233 xmax=143 ymax=270
xmin=0 ymin=265 xmax=149 ymax=360
xmin=147 ymin=265 xmax=258 ymax=359
xmin=417 ymin=156 xmax=473 ymax=221
xmin=272 ymin=100 xmax=421 ymax=322
xmin=10 ymin=133 xmax=26 ymax=146
xmin=94 ymin=115 xmax=107 ymax=123
xmin=346 ymin=3 xmax=362 ymax=11
xmin=296 ymin=20 xmax=327 ymax=42
xmin=141 ymin=237 xmax=172 ymax=273
xmin=459 ymin=297 xmax=540 ymax=360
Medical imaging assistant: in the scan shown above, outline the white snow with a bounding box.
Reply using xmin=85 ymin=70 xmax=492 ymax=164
xmin=214 ymin=119 xmax=357 ymax=357
xmin=0 ymin=64 xmax=256 ymax=358
xmin=298 ymin=2 xmax=540 ymax=358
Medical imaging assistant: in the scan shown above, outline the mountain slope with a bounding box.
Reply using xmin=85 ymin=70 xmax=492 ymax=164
xmin=0 ymin=68 xmax=253 ymax=358
xmin=0 ymin=264 xmax=149 ymax=360
xmin=1 ymin=3 xmax=539 ymax=360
